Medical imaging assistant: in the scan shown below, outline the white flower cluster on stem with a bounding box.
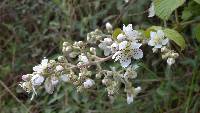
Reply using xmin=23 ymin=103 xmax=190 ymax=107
xmin=19 ymin=22 xmax=180 ymax=104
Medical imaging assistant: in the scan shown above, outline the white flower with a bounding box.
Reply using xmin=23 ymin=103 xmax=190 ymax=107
xmin=98 ymin=38 xmax=113 ymax=56
xmin=60 ymin=74 xmax=70 ymax=82
xmin=106 ymin=22 xmax=113 ymax=31
xmin=78 ymin=53 xmax=89 ymax=63
xmin=44 ymin=78 xmax=54 ymax=94
xmin=112 ymin=41 xmax=143 ymax=68
xmin=148 ymin=30 xmax=169 ymax=49
xmin=83 ymin=79 xmax=95 ymax=88
xmin=127 ymin=93 xmax=133 ymax=104
xmin=122 ymin=24 xmax=141 ymax=41
xmin=56 ymin=65 xmax=64 ymax=71
xmin=31 ymin=74 xmax=44 ymax=86
xmin=167 ymin=58 xmax=175 ymax=66
xmin=51 ymin=76 xmax=59 ymax=85
xmin=33 ymin=58 xmax=48 ymax=74
xmin=148 ymin=3 xmax=155 ymax=17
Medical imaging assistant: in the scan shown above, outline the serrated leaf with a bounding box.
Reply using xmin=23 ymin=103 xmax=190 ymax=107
xmin=112 ymin=28 xmax=122 ymax=39
xmin=193 ymin=0 xmax=200 ymax=4
xmin=154 ymin=0 xmax=185 ymax=20
xmin=164 ymin=28 xmax=186 ymax=50
xmin=193 ymin=24 xmax=200 ymax=42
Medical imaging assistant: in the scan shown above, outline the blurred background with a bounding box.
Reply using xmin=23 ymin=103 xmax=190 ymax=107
xmin=0 ymin=0 xmax=200 ymax=113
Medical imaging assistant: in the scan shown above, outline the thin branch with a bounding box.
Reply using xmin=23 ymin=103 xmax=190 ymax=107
xmin=72 ymin=55 xmax=113 ymax=69
xmin=0 ymin=80 xmax=29 ymax=112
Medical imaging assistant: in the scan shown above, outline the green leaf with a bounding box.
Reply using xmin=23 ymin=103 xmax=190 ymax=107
xmin=153 ymin=0 xmax=185 ymax=20
xmin=112 ymin=28 xmax=122 ymax=39
xmin=193 ymin=24 xmax=200 ymax=42
xmin=163 ymin=28 xmax=186 ymax=50
xmin=193 ymin=0 xmax=200 ymax=4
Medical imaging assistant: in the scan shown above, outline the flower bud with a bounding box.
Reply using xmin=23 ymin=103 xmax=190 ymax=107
xmin=167 ymin=58 xmax=175 ymax=66
xmin=56 ymin=65 xmax=64 ymax=71
xmin=106 ymin=22 xmax=113 ymax=32
xmin=83 ymin=79 xmax=95 ymax=88
xmin=22 ymin=74 xmax=32 ymax=81
xmin=63 ymin=42 xmax=69 ymax=47
xmin=58 ymin=56 xmax=65 ymax=62
xmin=90 ymin=47 xmax=96 ymax=54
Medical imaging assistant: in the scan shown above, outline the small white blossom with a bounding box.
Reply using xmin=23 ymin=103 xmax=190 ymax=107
xmin=112 ymin=41 xmax=143 ymax=68
xmin=167 ymin=58 xmax=175 ymax=66
xmin=105 ymin=22 xmax=113 ymax=32
xmin=127 ymin=93 xmax=133 ymax=104
xmin=122 ymin=24 xmax=141 ymax=41
xmin=44 ymin=78 xmax=54 ymax=94
xmin=56 ymin=65 xmax=64 ymax=71
xmin=33 ymin=58 xmax=48 ymax=74
xmin=148 ymin=30 xmax=169 ymax=49
xmin=51 ymin=76 xmax=59 ymax=86
xmin=148 ymin=3 xmax=155 ymax=18
xmin=83 ymin=79 xmax=95 ymax=88
xmin=78 ymin=53 xmax=89 ymax=63
xmin=31 ymin=74 xmax=44 ymax=86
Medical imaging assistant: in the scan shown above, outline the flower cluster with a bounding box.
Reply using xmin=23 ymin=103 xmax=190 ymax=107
xmin=19 ymin=22 xmax=180 ymax=104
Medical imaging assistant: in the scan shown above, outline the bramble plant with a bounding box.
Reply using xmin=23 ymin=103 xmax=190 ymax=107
xmin=19 ymin=0 xmax=200 ymax=105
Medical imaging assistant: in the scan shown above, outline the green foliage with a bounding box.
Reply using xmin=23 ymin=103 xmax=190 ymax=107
xmin=193 ymin=0 xmax=200 ymax=4
xmin=154 ymin=0 xmax=185 ymax=20
xmin=163 ymin=28 xmax=186 ymax=50
xmin=0 ymin=0 xmax=200 ymax=113
xmin=193 ymin=24 xmax=200 ymax=42
xmin=112 ymin=28 xmax=122 ymax=39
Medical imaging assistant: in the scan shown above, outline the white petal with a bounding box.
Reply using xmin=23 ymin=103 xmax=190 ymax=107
xmin=119 ymin=41 xmax=128 ymax=50
xmin=120 ymin=57 xmax=131 ymax=68
xmin=132 ymin=49 xmax=143 ymax=59
xmin=117 ymin=33 xmax=126 ymax=41
xmin=51 ymin=76 xmax=59 ymax=86
xmin=162 ymin=38 xmax=169 ymax=45
xmin=31 ymin=74 xmax=44 ymax=86
xmin=44 ymin=78 xmax=54 ymax=94
xmin=157 ymin=30 xmax=165 ymax=38
xmin=154 ymin=44 xmax=162 ymax=48
xmin=112 ymin=51 xmax=122 ymax=61
xmin=148 ymin=39 xmax=155 ymax=46
xmin=41 ymin=58 xmax=48 ymax=68
xmin=131 ymin=42 xmax=142 ymax=49
xmin=150 ymin=31 xmax=156 ymax=38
